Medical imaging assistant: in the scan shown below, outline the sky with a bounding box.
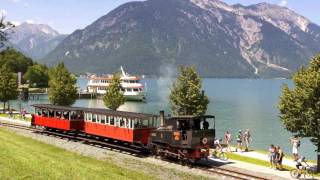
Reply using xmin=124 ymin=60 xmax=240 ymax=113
xmin=1 ymin=0 xmax=320 ymax=34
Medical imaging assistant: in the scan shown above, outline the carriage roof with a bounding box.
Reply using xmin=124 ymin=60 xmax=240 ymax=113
xmin=32 ymin=104 xmax=156 ymax=119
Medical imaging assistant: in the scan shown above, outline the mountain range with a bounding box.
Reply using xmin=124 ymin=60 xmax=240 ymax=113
xmin=7 ymin=23 xmax=67 ymax=59
xmin=16 ymin=0 xmax=320 ymax=77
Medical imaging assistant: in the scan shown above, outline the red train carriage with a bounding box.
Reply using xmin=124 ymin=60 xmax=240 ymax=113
xmin=31 ymin=104 xmax=158 ymax=145
xmin=32 ymin=104 xmax=85 ymax=131
xmin=82 ymin=108 xmax=158 ymax=145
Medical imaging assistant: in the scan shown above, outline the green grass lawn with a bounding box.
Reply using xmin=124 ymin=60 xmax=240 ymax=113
xmin=0 ymin=128 xmax=157 ymax=180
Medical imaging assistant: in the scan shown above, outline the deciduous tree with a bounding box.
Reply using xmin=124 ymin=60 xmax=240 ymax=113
xmin=0 ymin=48 xmax=33 ymax=74
xmin=103 ymin=73 xmax=125 ymax=110
xmin=0 ymin=65 xmax=18 ymax=113
xmin=279 ymin=54 xmax=320 ymax=172
xmin=48 ymin=62 xmax=77 ymax=106
xmin=169 ymin=65 xmax=209 ymax=116
xmin=24 ymin=63 xmax=49 ymax=87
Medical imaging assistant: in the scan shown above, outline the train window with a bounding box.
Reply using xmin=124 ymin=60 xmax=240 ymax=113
xmin=56 ymin=111 xmax=62 ymax=119
xmin=70 ymin=111 xmax=76 ymax=120
xmin=97 ymin=115 xmax=101 ymax=123
xmin=41 ymin=110 xmax=48 ymax=117
xmin=133 ymin=88 xmax=139 ymax=92
xmin=63 ymin=112 xmax=70 ymax=120
xmin=134 ymin=119 xmax=141 ymax=128
xmin=106 ymin=116 xmax=109 ymax=124
xmin=86 ymin=113 xmax=92 ymax=122
xmin=92 ymin=114 xmax=97 ymax=123
xmin=101 ymin=115 xmax=106 ymax=124
xmin=48 ymin=111 xmax=54 ymax=117
xmin=178 ymin=120 xmax=190 ymax=130
xmin=78 ymin=111 xmax=84 ymax=120
xmin=109 ymin=116 xmax=114 ymax=125
xmin=120 ymin=118 xmax=125 ymax=127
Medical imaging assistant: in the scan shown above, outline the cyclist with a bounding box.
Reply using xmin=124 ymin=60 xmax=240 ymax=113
xmin=294 ymin=156 xmax=310 ymax=171
xmin=212 ymin=138 xmax=228 ymax=160
xmin=291 ymin=156 xmax=314 ymax=179
xmin=214 ymin=138 xmax=223 ymax=150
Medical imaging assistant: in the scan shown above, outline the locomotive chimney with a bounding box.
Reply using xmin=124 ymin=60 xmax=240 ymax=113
xmin=159 ymin=110 xmax=164 ymax=127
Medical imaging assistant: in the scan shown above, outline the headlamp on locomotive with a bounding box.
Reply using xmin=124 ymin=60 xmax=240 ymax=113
xmin=149 ymin=111 xmax=215 ymax=162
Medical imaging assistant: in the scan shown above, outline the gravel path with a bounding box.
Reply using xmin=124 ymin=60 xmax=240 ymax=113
xmin=2 ymin=126 xmax=218 ymax=180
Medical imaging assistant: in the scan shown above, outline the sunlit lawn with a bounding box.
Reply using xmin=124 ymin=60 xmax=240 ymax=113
xmin=0 ymin=128 xmax=157 ymax=180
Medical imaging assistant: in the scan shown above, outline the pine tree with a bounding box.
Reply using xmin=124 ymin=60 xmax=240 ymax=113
xmin=103 ymin=73 xmax=125 ymax=110
xmin=169 ymin=66 xmax=209 ymax=116
xmin=0 ymin=65 xmax=19 ymax=113
xmin=48 ymin=62 xmax=77 ymax=106
xmin=279 ymin=54 xmax=320 ymax=172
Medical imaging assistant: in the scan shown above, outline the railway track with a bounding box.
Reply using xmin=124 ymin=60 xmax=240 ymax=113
xmin=0 ymin=121 xmax=270 ymax=180
xmin=205 ymin=166 xmax=269 ymax=180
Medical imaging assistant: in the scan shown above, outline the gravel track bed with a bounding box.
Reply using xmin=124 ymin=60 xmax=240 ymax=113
xmin=3 ymin=127 xmax=218 ymax=180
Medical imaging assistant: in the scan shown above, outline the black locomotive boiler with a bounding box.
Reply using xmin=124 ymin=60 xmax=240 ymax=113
xmin=149 ymin=111 xmax=215 ymax=162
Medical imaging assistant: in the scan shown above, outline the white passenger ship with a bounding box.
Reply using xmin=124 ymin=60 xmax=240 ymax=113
xmin=86 ymin=67 xmax=146 ymax=101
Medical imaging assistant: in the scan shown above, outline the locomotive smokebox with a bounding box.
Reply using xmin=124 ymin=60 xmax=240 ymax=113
xmin=159 ymin=110 xmax=164 ymax=127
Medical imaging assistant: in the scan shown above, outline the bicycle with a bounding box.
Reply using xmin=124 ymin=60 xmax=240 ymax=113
xmin=290 ymin=162 xmax=315 ymax=179
xmin=211 ymin=148 xmax=228 ymax=161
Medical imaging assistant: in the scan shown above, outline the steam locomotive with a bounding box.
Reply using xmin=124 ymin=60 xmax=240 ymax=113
xmin=31 ymin=104 xmax=215 ymax=162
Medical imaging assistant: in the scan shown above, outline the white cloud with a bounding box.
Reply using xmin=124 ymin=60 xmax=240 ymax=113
xmin=26 ymin=19 xmax=35 ymax=24
xmin=11 ymin=21 xmax=21 ymax=26
xmin=279 ymin=0 xmax=288 ymax=6
xmin=0 ymin=9 xmax=8 ymax=17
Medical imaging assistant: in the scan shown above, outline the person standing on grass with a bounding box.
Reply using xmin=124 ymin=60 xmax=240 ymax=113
xmin=236 ymin=130 xmax=242 ymax=152
xmin=21 ymin=108 xmax=26 ymax=120
xmin=275 ymin=146 xmax=284 ymax=170
xmin=268 ymin=144 xmax=276 ymax=169
xmin=243 ymin=129 xmax=252 ymax=152
xmin=290 ymin=135 xmax=300 ymax=158
xmin=224 ymin=131 xmax=232 ymax=152
xmin=9 ymin=108 xmax=13 ymax=119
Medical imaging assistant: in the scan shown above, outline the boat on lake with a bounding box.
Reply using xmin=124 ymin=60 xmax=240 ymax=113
xmin=86 ymin=66 xmax=146 ymax=101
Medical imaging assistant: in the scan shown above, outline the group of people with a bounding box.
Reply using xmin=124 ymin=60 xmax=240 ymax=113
xmin=268 ymin=144 xmax=285 ymax=170
xmin=268 ymin=135 xmax=309 ymax=171
xmin=215 ymin=129 xmax=252 ymax=152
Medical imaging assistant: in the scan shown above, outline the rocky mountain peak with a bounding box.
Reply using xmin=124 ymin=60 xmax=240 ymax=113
xmin=7 ymin=23 xmax=67 ymax=59
xmin=43 ymin=0 xmax=320 ymax=78
xmin=9 ymin=23 xmax=60 ymax=44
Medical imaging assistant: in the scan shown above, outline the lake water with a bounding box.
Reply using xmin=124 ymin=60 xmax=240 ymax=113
xmin=9 ymin=78 xmax=316 ymax=160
